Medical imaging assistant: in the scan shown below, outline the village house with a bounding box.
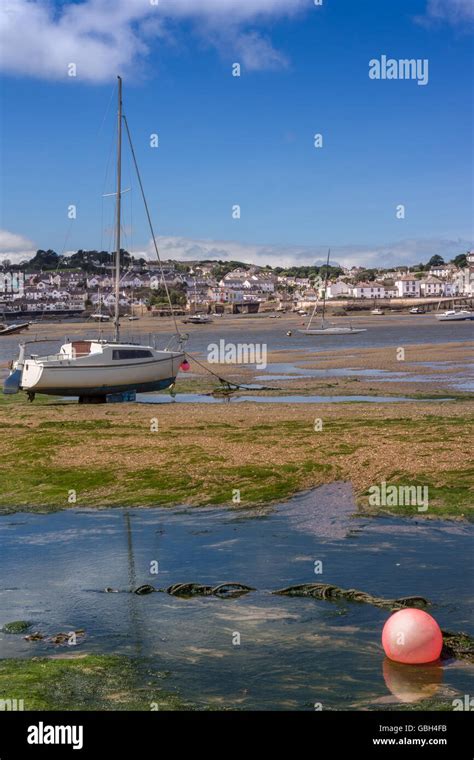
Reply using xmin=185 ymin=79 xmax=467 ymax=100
xmin=419 ymin=276 xmax=444 ymax=297
xmin=384 ymin=284 xmax=398 ymax=298
xmin=454 ymin=265 xmax=474 ymax=297
xmin=242 ymin=273 xmax=276 ymax=293
xmin=207 ymin=285 xmax=241 ymax=304
xmin=429 ymin=263 xmax=457 ymax=279
xmin=86 ymin=275 xmax=113 ymax=289
xmin=120 ymin=274 xmax=146 ymax=289
xmin=395 ymin=275 xmax=421 ymax=298
xmin=352 ymin=282 xmax=386 ymax=299
xmin=326 ymin=280 xmax=352 ymax=298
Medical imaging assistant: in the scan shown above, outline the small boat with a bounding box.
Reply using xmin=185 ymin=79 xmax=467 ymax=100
xmin=91 ymin=313 xmax=111 ymax=322
xmin=299 ymin=249 xmax=367 ymax=336
xmin=301 ymin=324 xmax=367 ymax=335
xmin=128 ymin=315 xmax=140 ymax=321
xmin=436 ymin=309 xmax=474 ymax=322
xmin=371 ymin=308 xmax=384 ymax=315
xmin=409 ymin=306 xmax=425 ymax=314
xmin=183 ymin=314 xmax=213 ymax=324
xmin=0 ymin=322 xmax=29 ymax=336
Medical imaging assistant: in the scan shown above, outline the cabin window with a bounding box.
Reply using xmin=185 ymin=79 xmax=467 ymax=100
xmin=112 ymin=349 xmax=153 ymax=360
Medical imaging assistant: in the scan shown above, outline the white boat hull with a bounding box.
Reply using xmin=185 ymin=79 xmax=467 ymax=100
xmin=435 ymin=311 xmax=473 ymax=322
xmin=298 ymin=328 xmax=367 ymax=335
xmin=14 ymin=341 xmax=185 ymax=397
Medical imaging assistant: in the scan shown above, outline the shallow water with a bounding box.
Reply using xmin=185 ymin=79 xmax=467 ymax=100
xmin=0 ymin=483 xmax=472 ymax=710
xmin=0 ymin=316 xmax=473 ymax=367
xmin=255 ymin=362 xmax=474 ymax=392
xmin=138 ymin=393 xmax=451 ymax=405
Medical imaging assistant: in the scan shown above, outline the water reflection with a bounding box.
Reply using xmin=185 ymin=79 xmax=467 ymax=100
xmin=383 ymin=658 xmax=443 ymax=703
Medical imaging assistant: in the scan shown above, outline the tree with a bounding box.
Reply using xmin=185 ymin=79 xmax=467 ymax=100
xmin=25 ymin=249 xmax=61 ymax=271
xmin=427 ymin=255 xmax=445 ymax=267
xmin=150 ymin=286 xmax=186 ymax=306
xmin=452 ymin=253 xmax=467 ymax=268
xmin=358 ymin=269 xmax=377 ymax=282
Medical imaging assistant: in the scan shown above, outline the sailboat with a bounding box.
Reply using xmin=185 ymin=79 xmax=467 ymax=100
xmin=4 ymin=77 xmax=186 ymax=403
xmin=298 ymin=250 xmax=367 ymax=335
xmin=435 ymin=298 xmax=473 ymax=322
xmin=91 ymin=285 xmax=110 ymax=322
xmin=183 ymin=278 xmax=213 ymax=324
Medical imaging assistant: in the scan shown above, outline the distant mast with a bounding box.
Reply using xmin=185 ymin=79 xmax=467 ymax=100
xmin=320 ymin=248 xmax=330 ymax=327
xmin=114 ymin=75 xmax=123 ymax=343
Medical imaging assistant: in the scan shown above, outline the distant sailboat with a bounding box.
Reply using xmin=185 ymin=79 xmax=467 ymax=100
xmin=91 ymin=284 xmax=111 ymax=322
xmin=4 ymin=77 xmax=186 ymax=402
xmin=298 ymin=250 xmax=367 ymax=335
xmin=435 ymin=298 xmax=473 ymax=322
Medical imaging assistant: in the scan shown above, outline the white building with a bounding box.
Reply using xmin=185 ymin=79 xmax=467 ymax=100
xmin=429 ymin=263 xmax=457 ymax=279
xmin=352 ymin=282 xmax=386 ymax=299
xmin=419 ymin=276 xmax=444 ymax=297
xmin=326 ymin=281 xmax=352 ymax=298
xmin=395 ymin=276 xmax=420 ymax=298
xmin=454 ymin=266 xmax=474 ymax=297
xmin=242 ymin=273 xmax=276 ymax=293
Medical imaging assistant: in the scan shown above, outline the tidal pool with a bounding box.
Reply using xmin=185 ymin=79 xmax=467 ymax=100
xmin=138 ymin=393 xmax=451 ymax=404
xmin=0 ymin=483 xmax=472 ymax=710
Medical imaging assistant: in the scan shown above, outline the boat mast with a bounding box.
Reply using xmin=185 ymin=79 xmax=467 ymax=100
xmin=114 ymin=75 xmax=123 ymax=343
xmin=321 ymin=248 xmax=330 ymax=326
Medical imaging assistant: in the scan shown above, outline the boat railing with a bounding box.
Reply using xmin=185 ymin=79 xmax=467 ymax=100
xmin=30 ymin=352 xmax=75 ymax=363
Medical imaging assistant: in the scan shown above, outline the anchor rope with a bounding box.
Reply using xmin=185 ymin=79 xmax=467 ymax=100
xmin=119 ymin=581 xmax=474 ymax=662
xmin=272 ymin=583 xmax=430 ymax=610
xmin=182 ymin=351 xmax=282 ymax=393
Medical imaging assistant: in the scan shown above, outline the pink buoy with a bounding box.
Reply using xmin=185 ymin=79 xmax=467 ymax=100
xmin=180 ymin=360 xmax=191 ymax=372
xmin=382 ymin=608 xmax=443 ymax=664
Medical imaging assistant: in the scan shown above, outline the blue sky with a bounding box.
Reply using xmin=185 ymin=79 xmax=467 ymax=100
xmin=0 ymin=0 xmax=472 ymax=268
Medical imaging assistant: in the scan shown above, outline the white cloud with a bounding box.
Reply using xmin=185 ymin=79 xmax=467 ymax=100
xmin=142 ymin=234 xmax=473 ymax=269
xmin=2 ymin=226 xmax=470 ymax=269
xmin=0 ymin=0 xmax=307 ymax=82
xmin=416 ymin=0 xmax=474 ymax=27
xmin=233 ymin=31 xmax=289 ymax=71
xmin=0 ymin=229 xmax=36 ymax=263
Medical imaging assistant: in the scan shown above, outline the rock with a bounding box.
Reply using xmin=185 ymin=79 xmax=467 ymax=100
xmin=24 ymin=632 xmax=44 ymax=641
